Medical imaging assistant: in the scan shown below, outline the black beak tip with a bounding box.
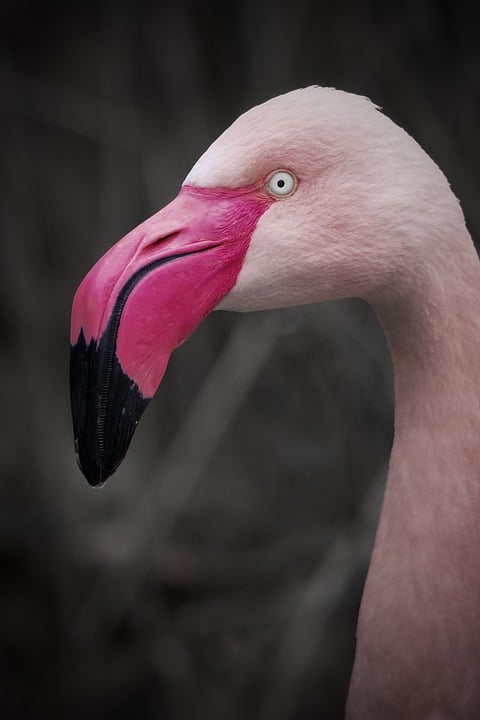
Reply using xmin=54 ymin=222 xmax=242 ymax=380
xmin=82 ymin=468 xmax=107 ymax=488
xmin=74 ymin=431 xmax=135 ymax=487
xmin=70 ymin=329 xmax=151 ymax=488
xmin=74 ymin=439 xmax=111 ymax=487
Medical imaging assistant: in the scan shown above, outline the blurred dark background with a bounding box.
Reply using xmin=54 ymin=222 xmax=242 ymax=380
xmin=1 ymin=1 xmax=478 ymax=718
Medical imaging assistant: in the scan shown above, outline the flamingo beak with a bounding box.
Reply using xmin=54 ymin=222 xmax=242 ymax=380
xmin=70 ymin=185 xmax=271 ymax=486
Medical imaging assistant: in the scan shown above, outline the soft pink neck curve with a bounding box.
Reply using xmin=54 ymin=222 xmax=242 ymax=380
xmin=347 ymin=232 xmax=480 ymax=718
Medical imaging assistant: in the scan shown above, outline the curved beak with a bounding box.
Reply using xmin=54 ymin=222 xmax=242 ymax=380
xmin=70 ymin=185 xmax=270 ymax=486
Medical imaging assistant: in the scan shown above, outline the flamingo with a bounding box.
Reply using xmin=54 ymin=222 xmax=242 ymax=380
xmin=70 ymin=87 xmax=480 ymax=718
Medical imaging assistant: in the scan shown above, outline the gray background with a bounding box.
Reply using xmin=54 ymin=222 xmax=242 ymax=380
xmin=1 ymin=1 xmax=478 ymax=718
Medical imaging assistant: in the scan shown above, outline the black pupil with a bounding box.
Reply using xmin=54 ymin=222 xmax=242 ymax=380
xmin=277 ymin=178 xmax=285 ymax=188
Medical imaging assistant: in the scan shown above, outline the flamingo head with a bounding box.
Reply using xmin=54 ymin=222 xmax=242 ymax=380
xmin=70 ymin=87 xmax=459 ymax=485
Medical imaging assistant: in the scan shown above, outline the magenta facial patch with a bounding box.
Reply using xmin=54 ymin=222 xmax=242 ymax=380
xmin=71 ymin=184 xmax=272 ymax=395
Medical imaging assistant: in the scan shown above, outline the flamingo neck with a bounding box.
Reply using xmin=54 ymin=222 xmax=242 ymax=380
xmin=348 ymin=234 xmax=480 ymax=718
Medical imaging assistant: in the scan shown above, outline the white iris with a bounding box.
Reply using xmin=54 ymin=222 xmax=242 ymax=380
xmin=267 ymin=170 xmax=296 ymax=197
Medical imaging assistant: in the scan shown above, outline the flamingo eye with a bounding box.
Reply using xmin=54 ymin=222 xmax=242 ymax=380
xmin=267 ymin=170 xmax=297 ymax=197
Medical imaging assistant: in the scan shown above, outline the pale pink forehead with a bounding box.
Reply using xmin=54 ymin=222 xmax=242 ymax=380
xmin=184 ymin=87 xmax=380 ymax=190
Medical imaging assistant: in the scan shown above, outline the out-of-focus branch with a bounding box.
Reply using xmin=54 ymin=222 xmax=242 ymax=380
xmin=70 ymin=311 xmax=284 ymax=643
xmin=256 ymin=467 xmax=386 ymax=720
xmin=0 ymin=62 xmax=140 ymax=150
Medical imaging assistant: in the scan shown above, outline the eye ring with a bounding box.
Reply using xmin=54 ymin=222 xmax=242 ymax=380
xmin=266 ymin=170 xmax=297 ymax=198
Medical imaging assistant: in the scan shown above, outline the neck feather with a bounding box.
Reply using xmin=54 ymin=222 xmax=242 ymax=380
xmin=348 ymin=230 xmax=480 ymax=718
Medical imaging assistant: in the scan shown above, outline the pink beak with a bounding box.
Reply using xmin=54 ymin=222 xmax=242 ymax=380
xmin=70 ymin=185 xmax=271 ymax=485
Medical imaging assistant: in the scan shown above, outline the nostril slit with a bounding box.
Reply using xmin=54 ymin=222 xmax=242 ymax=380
xmin=142 ymin=230 xmax=180 ymax=253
